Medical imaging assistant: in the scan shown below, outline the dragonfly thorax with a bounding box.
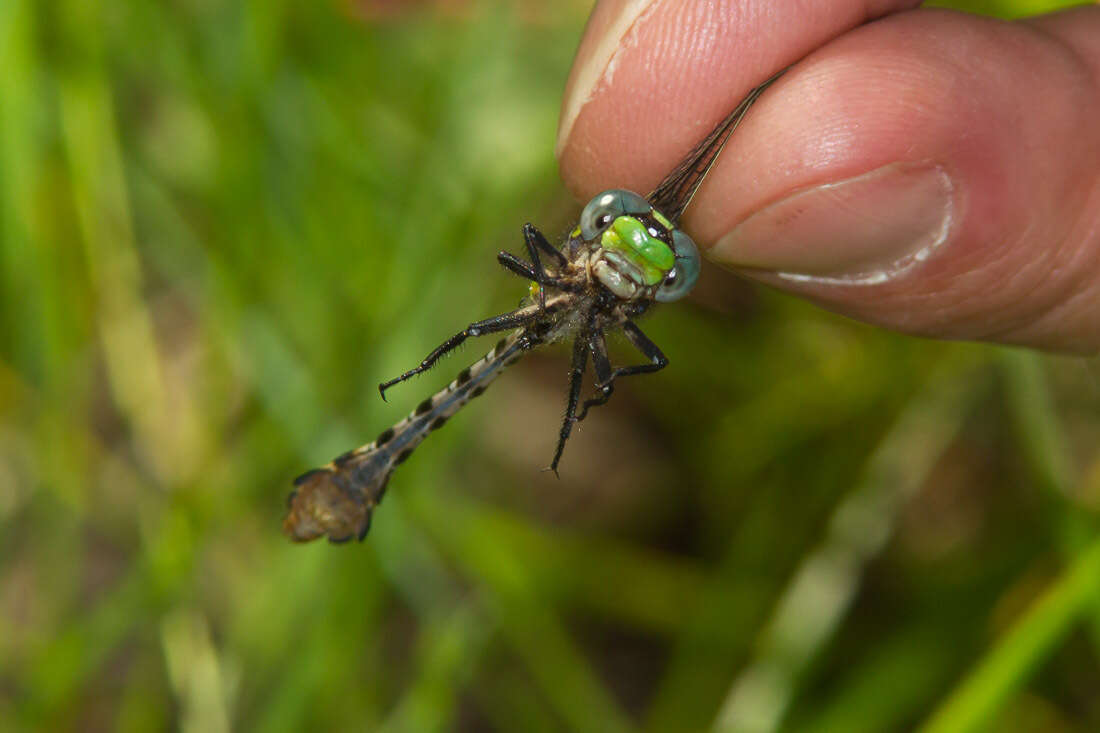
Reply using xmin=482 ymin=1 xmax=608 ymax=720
xmin=577 ymin=189 xmax=701 ymax=303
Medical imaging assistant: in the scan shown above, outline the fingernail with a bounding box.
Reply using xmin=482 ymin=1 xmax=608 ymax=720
xmin=556 ymin=0 xmax=659 ymax=157
xmin=712 ymin=162 xmax=955 ymax=285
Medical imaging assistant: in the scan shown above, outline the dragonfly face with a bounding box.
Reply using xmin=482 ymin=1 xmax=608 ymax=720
xmin=576 ymin=189 xmax=701 ymax=302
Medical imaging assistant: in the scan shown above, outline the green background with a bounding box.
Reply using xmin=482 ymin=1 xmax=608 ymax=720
xmin=1 ymin=0 xmax=1098 ymax=730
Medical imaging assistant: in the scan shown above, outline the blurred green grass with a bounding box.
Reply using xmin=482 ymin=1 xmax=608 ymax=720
xmin=1 ymin=1 xmax=1098 ymax=731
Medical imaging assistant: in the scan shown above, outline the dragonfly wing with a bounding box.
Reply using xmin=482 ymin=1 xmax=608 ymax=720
xmin=647 ymin=69 xmax=785 ymax=224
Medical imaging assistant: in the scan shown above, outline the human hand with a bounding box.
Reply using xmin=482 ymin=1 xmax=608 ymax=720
xmin=556 ymin=0 xmax=1100 ymax=353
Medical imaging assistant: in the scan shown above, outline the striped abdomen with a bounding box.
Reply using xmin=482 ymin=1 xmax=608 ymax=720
xmin=283 ymin=334 xmax=527 ymax=543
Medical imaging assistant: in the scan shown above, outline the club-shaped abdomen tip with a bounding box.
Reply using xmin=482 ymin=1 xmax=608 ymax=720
xmin=283 ymin=468 xmax=371 ymax=544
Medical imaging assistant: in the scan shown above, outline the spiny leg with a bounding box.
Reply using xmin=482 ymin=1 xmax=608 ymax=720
xmin=576 ymin=320 xmax=669 ymax=421
xmin=611 ymin=320 xmax=670 ymax=378
xmin=525 ymin=223 xmax=567 ymax=267
xmin=548 ymin=326 xmax=590 ymax=475
xmin=497 ymin=251 xmax=539 ymax=281
xmin=524 ymin=223 xmax=567 ymax=311
xmin=379 ymin=308 xmax=537 ymax=400
xmin=576 ymin=330 xmax=612 ymax=422
xmin=496 ymin=251 xmax=581 ymax=291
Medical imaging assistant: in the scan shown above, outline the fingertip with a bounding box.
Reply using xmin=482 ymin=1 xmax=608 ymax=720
xmin=556 ymin=0 xmax=661 ymax=159
xmin=556 ymin=0 xmax=920 ymax=201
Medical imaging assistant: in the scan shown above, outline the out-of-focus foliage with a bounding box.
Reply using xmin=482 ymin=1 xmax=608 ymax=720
xmin=1 ymin=1 xmax=1097 ymax=731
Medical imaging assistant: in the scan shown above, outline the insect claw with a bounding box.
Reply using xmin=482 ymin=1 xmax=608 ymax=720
xmin=377 ymin=384 xmax=388 ymax=402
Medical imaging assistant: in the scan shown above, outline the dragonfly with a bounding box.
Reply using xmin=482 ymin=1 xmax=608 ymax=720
xmin=283 ymin=72 xmax=783 ymax=544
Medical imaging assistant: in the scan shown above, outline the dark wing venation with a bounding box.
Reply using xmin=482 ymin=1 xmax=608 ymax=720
xmin=646 ymin=68 xmax=786 ymax=225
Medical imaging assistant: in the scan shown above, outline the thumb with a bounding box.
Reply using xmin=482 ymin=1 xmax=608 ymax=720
xmin=705 ymin=7 xmax=1100 ymax=353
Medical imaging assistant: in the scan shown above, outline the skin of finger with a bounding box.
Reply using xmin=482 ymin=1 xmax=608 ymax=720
xmin=560 ymin=5 xmax=1100 ymax=352
xmin=557 ymin=0 xmax=921 ymax=200
xmin=693 ymin=7 xmax=1100 ymax=352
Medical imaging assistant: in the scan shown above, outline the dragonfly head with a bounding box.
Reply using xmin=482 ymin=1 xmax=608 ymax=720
xmin=579 ymin=189 xmax=701 ymax=302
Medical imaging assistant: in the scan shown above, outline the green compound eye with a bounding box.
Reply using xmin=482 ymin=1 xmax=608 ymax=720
xmin=654 ymin=230 xmax=701 ymax=302
xmin=579 ymin=189 xmax=651 ymax=241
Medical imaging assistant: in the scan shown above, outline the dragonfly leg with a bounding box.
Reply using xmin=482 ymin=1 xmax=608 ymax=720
xmin=497 ymin=251 xmax=538 ymax=281
xmin=378 ymin=308 xmax=537 ymax=400
xmin=525 ymin=223 xmax=567 ymax=267
xmin=496 ymin=229 xmax=565 ymax=312
xmin=612 ymin=321 xmax=669 ymax=379
xmin=497 ymin=250 xmax=582 ymax=294
xmin=576 ymin=321 xmax=668 ymax=421
xmin=548 ymin=328 xmax=589 ymax=475
xmin=524 ymin=224 xmax=568 ymax=312
xmin=577 ymin=331 xmax=612 ymax=422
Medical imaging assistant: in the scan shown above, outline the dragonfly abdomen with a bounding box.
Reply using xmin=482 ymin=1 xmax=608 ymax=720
xmin=283 ymin=333 xmax=528 ymax=543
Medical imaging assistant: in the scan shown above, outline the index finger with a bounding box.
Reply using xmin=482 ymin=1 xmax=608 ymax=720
xmin=556 ymin=0 xmax=920 ymax=199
